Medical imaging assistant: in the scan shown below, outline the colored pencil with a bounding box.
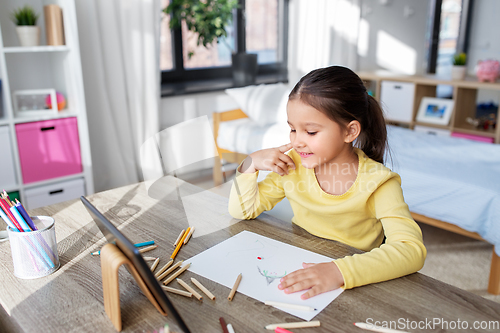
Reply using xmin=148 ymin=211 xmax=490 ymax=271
xmin=264 ymin=300 xmax=316 ymax=312
xmin=170 ymin=227 xmax=190 ymax=260
xmin=354 ymin=322 xmax=409 ymax=333
xmin=138 ymin=245 xmax=157 ymax=253
xmin=174 ymin=229 xmax=185 ymax=246
xmin=162 ymin=263 xmax=191 ymax=285
xmin=183 ymin=227 xmax=195 ymax=244
xmin=150 ymin=257 xmax=160 ymax=272
xmin=157 ymin=260 xmax=182 ymax=280
xmin=176 ymin=278 xmax=202 ymax=301
xmin=155 ymin=259 xmax=174 ymax=278
xmin=190 ymin=277 xmax=215 ymax=300
xmin=265 ymin=321 xmax=321 ymax=330
xmin=219 ymin=317 xmax=229 ymax=333
xmin=162 ymin=286 xmax=192 ymax=298
xmin=274 ymin=327 xmax=293 ymax=333
xmin=228 ymin=273 xmax=242 ymax=301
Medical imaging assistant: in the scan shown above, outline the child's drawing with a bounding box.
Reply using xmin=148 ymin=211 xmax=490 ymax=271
xmin=185 ymin=230 xmax=343 ymax=321
xmin=257 ymin=266 xmax=287 ymax=285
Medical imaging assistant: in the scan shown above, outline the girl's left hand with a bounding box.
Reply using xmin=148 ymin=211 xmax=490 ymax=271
xmin=278 ymin=262 xmax=344 ymax=300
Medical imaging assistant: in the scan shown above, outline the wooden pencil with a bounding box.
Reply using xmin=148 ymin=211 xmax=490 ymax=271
xmin=177 ymin=278 xmax=203 ymax=301
xmin=174 ymin=229 xmax=185 ymax=246
xmin=155 ymin=259 xmax=174 ymax=278
xmin=190 ymin=277 xmax=215 ymax=300
xmin=162 ymin=286 xmax=192 ymax=298
xmin=157 ymin=260 xmax=182 ymax=280
xmin=162 ymin=263 xmax=191 ymax=285
xmin=150 ymin=257 xmax=160 ymax=272
xmin=170 ymin=227 xmax=190 ymax=260
xmin=265 ymin=320 xmax=321 ymax=330
xmin=143 ymin=256 xmax=157 ymax=261
xmin=183 ymin=227 xmax=195 ymax=245
xmin=227 ymin=273 xmax=242 ymax=301
xmin=138 ymin=245 xmax=157 ymax=253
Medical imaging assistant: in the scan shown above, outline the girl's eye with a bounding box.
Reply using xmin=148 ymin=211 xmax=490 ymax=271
xmin=307 ymin=132 xmax=317 ymax=136
xmin=290 ymin=129 xmax=296 ymax=133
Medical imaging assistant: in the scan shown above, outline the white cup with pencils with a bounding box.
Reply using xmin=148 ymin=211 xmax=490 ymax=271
xmin=7 ymin=216 xmax=60 ymax=279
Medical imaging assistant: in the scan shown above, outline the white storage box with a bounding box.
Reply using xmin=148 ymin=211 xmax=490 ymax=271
xmin=380 ymin=81 xmax=415 ymax=123
xmin=414 ymin=125 xmax=451 ymax=137
xmin=0 ymin=126 xmax=17 ymax=189
xmin=24 ymin=178 xmax=85 ymax=209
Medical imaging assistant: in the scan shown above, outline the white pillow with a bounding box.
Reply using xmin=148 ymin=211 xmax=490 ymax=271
xmin=225 ymin=83 xmax=290 ymax=126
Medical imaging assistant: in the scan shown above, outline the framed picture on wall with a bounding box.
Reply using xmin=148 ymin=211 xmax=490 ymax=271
xmin=416 ymin=97 xmax=455 ymax=126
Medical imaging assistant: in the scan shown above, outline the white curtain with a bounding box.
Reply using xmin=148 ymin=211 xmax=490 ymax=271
xmin=288 ymin=0 xmax=361 ymax=83
xmin=75 ymin=0 xmax=161 ymax=192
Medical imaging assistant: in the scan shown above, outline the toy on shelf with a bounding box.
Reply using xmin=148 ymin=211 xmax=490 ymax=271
xmin=475 ymin=60 xmax=500 ymax=83
xmin=45 ymin=91 xmax=66 ymax=111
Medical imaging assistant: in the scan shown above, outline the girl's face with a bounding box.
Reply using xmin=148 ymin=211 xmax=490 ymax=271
xmin=287 ymin=99 xmax=353 ymax=170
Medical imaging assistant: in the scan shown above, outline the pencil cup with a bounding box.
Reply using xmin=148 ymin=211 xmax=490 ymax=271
xmin=7 ymin=216 xmax=60 ymax=279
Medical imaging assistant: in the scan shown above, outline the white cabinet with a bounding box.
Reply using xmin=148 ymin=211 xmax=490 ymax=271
xmin=380 ymin=81 xmax=415 ymax=123
xmin=24 ymin=178 xmax=85 ymax=210
xmin=0 ymin=0 xmax=93 ymax=206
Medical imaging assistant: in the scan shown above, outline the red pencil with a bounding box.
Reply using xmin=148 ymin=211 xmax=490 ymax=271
xmin=219 ymin=317 xmax=229 ymax=333
xmin=0 ymin=198 xmax=23 ymax=231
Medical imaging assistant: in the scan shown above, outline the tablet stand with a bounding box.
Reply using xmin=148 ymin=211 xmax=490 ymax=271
xmin=100 ymin=243 xmax=167 ymax=331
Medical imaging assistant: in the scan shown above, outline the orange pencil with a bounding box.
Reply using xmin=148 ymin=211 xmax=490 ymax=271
xmin=170 ymin=227 xmax=190 ymax=260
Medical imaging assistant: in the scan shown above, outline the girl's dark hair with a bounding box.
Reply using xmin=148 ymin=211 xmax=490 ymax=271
xmin=289 ymin=66 xmax=388 ymax=164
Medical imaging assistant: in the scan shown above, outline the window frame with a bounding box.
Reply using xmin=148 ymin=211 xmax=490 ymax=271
xmin=161 ymin=0 xmax=289 ymax=85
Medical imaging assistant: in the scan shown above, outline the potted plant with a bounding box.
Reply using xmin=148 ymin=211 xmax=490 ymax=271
xmin=451 ymin=52 xmax=467 ymax=80
xmin=10 ymin=5 xmax=40 ymax=47
xmin=164 ymin=0 xmax=258 ymax=86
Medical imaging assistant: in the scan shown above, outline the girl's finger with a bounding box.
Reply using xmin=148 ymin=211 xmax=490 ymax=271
xmin=301 ymin=285 xmax=322 ymax=300
xmin=278 ymin=153 xmax=295 ymax=170
xmin=278 ymin=142 xmax=294 ymax=153
xmin=302 ymin=262 xmax=315 ymax=268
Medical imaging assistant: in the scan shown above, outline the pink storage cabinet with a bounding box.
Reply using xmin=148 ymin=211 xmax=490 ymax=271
xmin=15 ymin=117 xmax=82 ymax=184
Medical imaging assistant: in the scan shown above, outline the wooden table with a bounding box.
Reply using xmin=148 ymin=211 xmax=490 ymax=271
xmin=1 ymin=176 xmax=500 ymax=333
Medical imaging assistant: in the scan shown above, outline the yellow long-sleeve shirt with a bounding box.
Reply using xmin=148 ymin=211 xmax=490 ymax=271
xmin=228 ymin=148 xmax=426 ymax=289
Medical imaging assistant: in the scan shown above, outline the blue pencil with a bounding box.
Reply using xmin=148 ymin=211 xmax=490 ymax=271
xmin=91 ymin=240 xmax=155 ymax=255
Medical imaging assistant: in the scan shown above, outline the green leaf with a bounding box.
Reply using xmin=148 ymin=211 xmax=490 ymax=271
xmin=162 ymin=0 xmax=238 ymax=57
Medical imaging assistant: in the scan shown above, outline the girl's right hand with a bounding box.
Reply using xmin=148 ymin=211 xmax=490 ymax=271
xmin=239 ymin=143 xmax=295 ymax=176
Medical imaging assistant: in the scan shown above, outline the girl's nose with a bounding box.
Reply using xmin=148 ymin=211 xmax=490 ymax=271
xmin=292 ymin=134 xmax=306 ymax=148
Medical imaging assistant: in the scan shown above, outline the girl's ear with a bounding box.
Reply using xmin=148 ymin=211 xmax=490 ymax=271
xmin=344 ymin=120 xmax=361 ymax=143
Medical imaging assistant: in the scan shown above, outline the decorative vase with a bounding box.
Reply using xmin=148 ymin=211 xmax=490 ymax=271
xmin=16 ymin=26 xmax=41 ymax=47
xmin=451 ymin=65 xmax=466 ymax=80
xmin=232 ymin=53 xmax=258 ymax=86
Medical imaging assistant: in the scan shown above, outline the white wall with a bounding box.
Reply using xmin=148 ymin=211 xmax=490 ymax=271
xmin=467 ymin=0 xmax=500 ymax=104
xmin=357 ymin=0 xmax=430 ymax=75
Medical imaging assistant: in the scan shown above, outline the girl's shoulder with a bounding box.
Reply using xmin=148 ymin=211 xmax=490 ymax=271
xmin=356 ymin=148 xmax=400 ymax=184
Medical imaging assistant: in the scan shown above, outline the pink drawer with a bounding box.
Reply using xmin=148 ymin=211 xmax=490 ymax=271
xmin=16 ymin=117 xmax=82 ymax=184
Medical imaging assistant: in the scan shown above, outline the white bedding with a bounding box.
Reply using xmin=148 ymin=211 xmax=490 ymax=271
xmin=387 ymin=126 xmax=500 ymax=255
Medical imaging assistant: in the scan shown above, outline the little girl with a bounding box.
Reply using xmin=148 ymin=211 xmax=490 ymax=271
xmin=228 ymin=66 xmax=426 ymax=300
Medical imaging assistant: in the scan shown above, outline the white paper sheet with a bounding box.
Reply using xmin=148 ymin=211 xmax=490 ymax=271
xmin=185 ymin=230 xmax=343 ymax=321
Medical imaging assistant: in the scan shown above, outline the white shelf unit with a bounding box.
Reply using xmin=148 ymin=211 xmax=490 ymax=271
xmin=0 ymin=0 xmax=93 ymax=209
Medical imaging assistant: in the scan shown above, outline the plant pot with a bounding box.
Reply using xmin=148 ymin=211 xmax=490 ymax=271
xmin=232 ymin=53 xmax=258 ymax=86
xmin=16 ymin=26 xmax=41 ymax=47
xmin=451 ymin=65 xmax=466 ymax=80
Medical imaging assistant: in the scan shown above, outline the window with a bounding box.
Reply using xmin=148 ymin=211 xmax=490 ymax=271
xmin=160 ymin=0 xmax=288 ymax=89
xmin=427 ymin=0 xmax=473 ymax=75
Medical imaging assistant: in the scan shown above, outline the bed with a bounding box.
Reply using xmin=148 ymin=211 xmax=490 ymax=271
xmin=213 ymin=110 xmax=500 ymax=294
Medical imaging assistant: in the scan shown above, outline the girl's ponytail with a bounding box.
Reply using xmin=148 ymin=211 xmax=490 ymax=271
xmin=354 ymin=95 xmax=387 ymax=164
